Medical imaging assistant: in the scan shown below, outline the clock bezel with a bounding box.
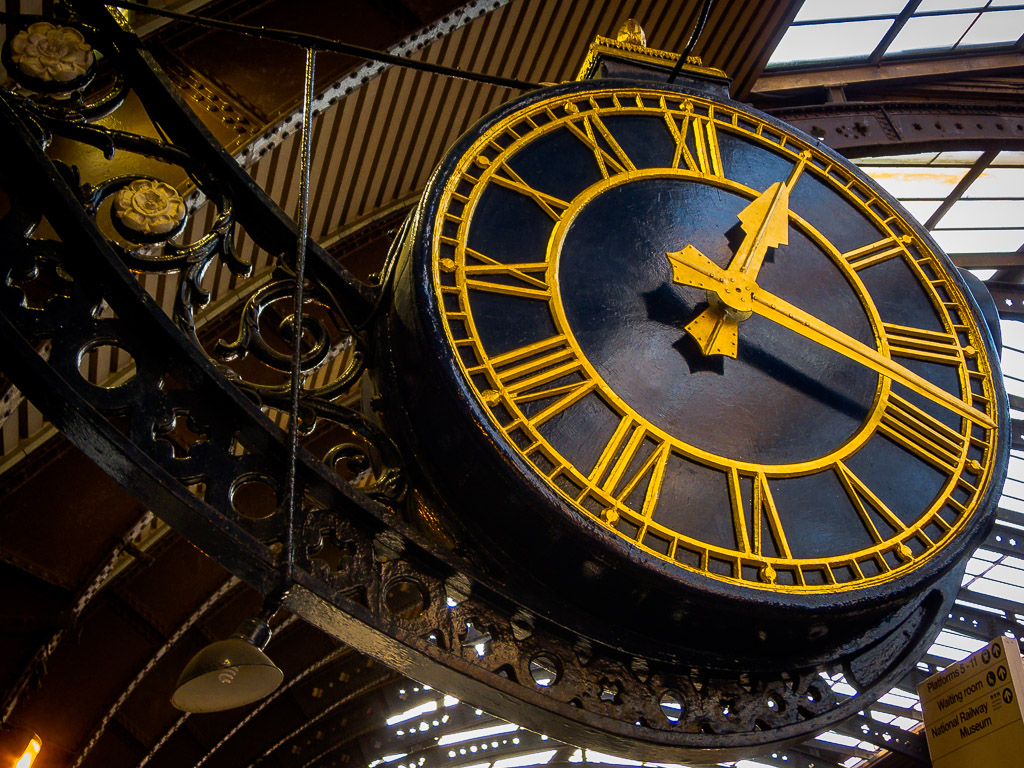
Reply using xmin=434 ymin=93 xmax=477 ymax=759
xmin=397 ymin=77 xmax=1009 ymax=624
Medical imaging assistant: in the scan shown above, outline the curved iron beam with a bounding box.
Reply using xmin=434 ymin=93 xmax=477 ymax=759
xmin=70 ymin=577 xmax=242 ymax=768
xmin=766 ymin=101 xmax=1024 ymax=156
xmin=0 ymin=512 xmax=157 ymax=724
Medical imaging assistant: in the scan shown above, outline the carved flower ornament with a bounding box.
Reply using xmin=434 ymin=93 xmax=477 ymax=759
xmin=9 ymin=22 xmax=94 ymax=84
xmin=113 ymin=179 xmax=187 ymax=237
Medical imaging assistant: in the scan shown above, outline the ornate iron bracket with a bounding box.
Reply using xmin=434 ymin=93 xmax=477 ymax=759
xmin=0 ymin=4 xmax=960 ymax=762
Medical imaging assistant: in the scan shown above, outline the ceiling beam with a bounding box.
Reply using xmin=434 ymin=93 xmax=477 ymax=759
xmin=832 ymin=714 xmax=929 ymax=764
xmin=986 ymin=282 xmax=1024 ymax=316
xmin=752 ymin=51 xmax=1024 ymax=95
xmin=763 ymin=101 xmax=1024 ymax=155
xmin=924 ymin=149 xmax=998 ymax=230
xmin=951 ymin=253 xmax=1024 ymax=270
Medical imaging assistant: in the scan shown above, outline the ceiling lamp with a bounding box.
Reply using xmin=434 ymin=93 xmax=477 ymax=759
xmin=170 ymin=615 xmax=283 ymax=713
xmin=0 ymin=731 xmax=41 ymax=768
xmin=14 ymin=735 xmax=41 ymax=768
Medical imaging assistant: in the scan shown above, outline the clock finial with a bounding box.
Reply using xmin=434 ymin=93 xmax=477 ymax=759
xmin=575 ymin=21 xmax=730 ymax=94
xmin=616 ymin=19 xmax=646 ymax=47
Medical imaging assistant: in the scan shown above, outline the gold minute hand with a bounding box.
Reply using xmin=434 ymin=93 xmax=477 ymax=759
xmin=726 ymin=150 xmax=809 ymax=279
xmin=683 ymin=152 xmax=812 ymax=358
xmin=749 ymin=286 xmax=995 ymax=429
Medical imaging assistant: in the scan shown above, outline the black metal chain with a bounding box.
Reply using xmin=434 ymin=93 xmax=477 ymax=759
xmin=667 ymin=0 xmax=715 ymax=84
xmin=284 ymin=47 xmax=317 ymax=586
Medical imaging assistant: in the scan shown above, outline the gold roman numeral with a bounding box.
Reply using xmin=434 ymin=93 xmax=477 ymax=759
xmin=839 ymin=235 xmax=910 ymax=271
xmin=883 ymin=323 xmax=965 ymax=366
xmin=488 ymin=336 xmax=595 ymax=426
xmin=564 ymin=111 xmax=636 ymax=179
xmin=835 ymin=461 xmax=908 ymax=544
xmin=463 ymin=248 xmax=550 ymax=301
xmin=878 ymin=393 xmax=967 ymax=473
xmin=588 ymin=415 xmax=670 ymax=517
xmin=727 ymin=469 xmax=791 ymax=558
xmin=488 ymin=163 xmax=571 ymax=221
xmin=663 ymin=99 xmax=724 ymax=178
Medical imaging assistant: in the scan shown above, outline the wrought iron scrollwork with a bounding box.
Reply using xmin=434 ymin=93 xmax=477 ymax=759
xmin=1 ymin=11 xmax=128 ymax=120
xmin=214 ymin=273 xmax=366 ymax=398
xmin=2 ymin=5 xmax=367 ymax=398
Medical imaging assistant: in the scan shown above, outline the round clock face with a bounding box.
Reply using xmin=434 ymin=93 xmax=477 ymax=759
xmin=421 ymin=83 xmax=1002 ymax=598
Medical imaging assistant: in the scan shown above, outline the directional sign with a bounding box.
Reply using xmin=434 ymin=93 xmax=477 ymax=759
xmin=918 ymin=637 xmax=1024 ymax=767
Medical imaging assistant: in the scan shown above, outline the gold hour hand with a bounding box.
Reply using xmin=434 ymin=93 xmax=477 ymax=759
xmin=666 ymin=245 xmax=755 ymax=358
xmin=666 ymin=245 xmax=755 ymax=357
xmin=666 ymin=244 xmax=727 ymax=292
xmin=749 ymin=287 xmax=995 ymax=429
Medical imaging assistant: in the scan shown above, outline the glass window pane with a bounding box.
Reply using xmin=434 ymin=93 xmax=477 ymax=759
xmin=768 ymin=20 xmax=894 ymax=65
xmin=933 ymin=199 xmax=1024 ymax=229
xmin=857 ymin=152 xmax=939 ymax=165
xmin=931 ymin=228 xmax=1024 ymax=253
xmin=857 ymin=151 xmax=981 ymax=166
xmin=987 ymin=563 xmax=1024 ymax=584
xmin=886 ymin=13 xmax=978 ymax=53
xmin=918 ymin=0 xmax=986 ymax=10
xmin=957 ymin=9 xmax=1024 ymax=46
xmin=935 ymin=630 xmax=988 ymax=653
xmin=964 ymin=168 xmax=1024 ymax=197
xmin=933 ymin=150 xmax=984 ymax=164
xmin=966 ymin=576 xmax=1024 ymax=603
xmin=994 ymin=151 xmax=1024 ymax=166
xmin=796 ymin=0 xmax=907 ymax=22
xmin=901 ymin=199 xmax=943 ymax=223
xmin=862 ymin=166 xmax=969 ymax=198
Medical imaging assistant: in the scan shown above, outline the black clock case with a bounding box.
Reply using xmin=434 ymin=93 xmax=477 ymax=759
xmin=375 ymin=77 xmax=1010 ymax=672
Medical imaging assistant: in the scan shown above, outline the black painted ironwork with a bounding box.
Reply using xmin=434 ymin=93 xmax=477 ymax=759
xmin=835 ymin=714 xmax=929 ymax=763
xmin=0 ymin=3 xmax=997 ymax=765
xmin=765 ymin=101 xmax=1024 ymax=156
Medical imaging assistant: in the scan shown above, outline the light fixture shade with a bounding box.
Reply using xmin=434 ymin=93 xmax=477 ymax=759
xmin=171 ymin=620 xmax=283 ymax=713
xmin=14 ymin=734 xmax=41 ymax=768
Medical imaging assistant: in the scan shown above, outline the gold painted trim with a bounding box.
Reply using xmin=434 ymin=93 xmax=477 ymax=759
xmin=427 ymin=86 xmax=999 ymax=595
xmin=575 ymin=34 xmax=729 ymax=82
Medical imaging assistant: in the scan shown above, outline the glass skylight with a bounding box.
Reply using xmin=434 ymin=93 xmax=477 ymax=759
xmin=769 ymin=19 xmax=893 ymax=64
xmin=856 ymin=150 xmax=1024 ymax=267
xmin=860 ymin=165 xmax=970 ymax=198
xmin=932 ymin=229 xmax=1024 ymax=254
xmin=888 ymin=12 xmax=978 ymax=53
xmin=939 ymin=199 xmax=1024 ymax=228
xmin=959 ymin=8 xmax=1024 ymax=44
xmin=768 ymin=0 xmax=1024 ymax=67
xmin=795 ymin=0 xmax=908 ymax=22
xmin=964 ymin=167 xmax=1024 ymax=197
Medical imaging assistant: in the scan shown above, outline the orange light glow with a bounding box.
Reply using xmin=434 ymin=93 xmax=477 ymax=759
xmin=14 ymin=736 xmax=41 ymax=768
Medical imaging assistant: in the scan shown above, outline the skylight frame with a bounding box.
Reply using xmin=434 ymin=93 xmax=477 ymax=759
xmin=767 ymin=0 xmax=1024 ymax=70
xmin=856 ymin=149 xmax=1024 ymax=277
